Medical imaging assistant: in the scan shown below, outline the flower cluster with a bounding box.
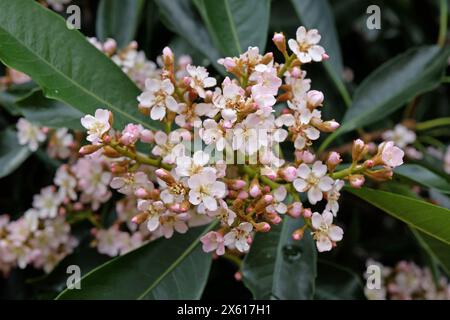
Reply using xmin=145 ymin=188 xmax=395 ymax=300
xmin=364 ymin=260 xmax=450 ymax=300
xmin=0 ymin=213 xmax=77 ymax=275
xmin=78 ymin=26 xmax=405 ymax=256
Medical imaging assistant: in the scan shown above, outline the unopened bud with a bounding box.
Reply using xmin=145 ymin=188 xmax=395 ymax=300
xmin=302 ymin=208 xmax=312 ymax=218
xmin=322 ymin=53 xmax=330 ymax=61
xmin=155 ymin=168 xmax=175 ymax=185
xmin=140 ymin=129 xmax=154 ymax=143
xmin=288 ymin=202 xmax=303 ymax=218
xmin=132 ymin=213 xmax=149 ymax=225
xmin=307 ymin=90 xmax=324 ymax=107
xmin=292 ymin=228 xmax=305 ymax=241
xmin=326 ymin=151 xmax=342 ymax=172
xmin=255 ymin=222 xmax=271 ymax=232
xmin=249 ymin=178 xmax=262 ymax=198
xmin=79 ymin=144 xmax=102 ymax=155
xmin=279 ymin=166 xmax=297 ymax=182
xmin=102 ymin=146 xmax=121 ymax=158
xmin=352 ymin=139 xmax=368 ymax=162
xmin=349 ymin=174 xmax=365 ymax=188
xmin=272 ymin=32 xmax=286 ymax=55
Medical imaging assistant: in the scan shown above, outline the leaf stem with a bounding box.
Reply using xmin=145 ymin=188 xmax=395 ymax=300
xmin=438 ymin=0 xmax=448 ymax=47
xmin=416 ymin=117 xmax=450 ymax=131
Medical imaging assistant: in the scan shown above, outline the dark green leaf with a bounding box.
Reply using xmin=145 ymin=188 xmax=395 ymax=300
xmin=0 ymin=128 xmax=30 ymax=179
xmin=194 ymin=0 xmax=271 ymax=56
xmin=56 ymin=224 xmax=215 ymax=300
xmin=340 ymin=46 xmax=449 ymax=134
xmin=16 ymin=90 xmax=83 ymax=130
xmin=0 ymin=0 xmax=160 ymax=130
xmin=314 ymin=260 xmax=365 ymax=300
xmin=96 ymin=0 xmax=145 ymax=48
xmin=395 ymin=164 xmax=450 ymax=195
xmin=347 ymin=187 xmax=450 ymax=245
xmin=242 ymin=216 xmax=317 ymax=299
xmin=155 ymin=0 xmax=222 ymax=71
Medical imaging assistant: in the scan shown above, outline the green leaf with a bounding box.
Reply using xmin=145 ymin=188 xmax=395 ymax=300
xmin=0 ymin=82 xmax=37 ymax=116
xmin=314 ymin=260 xmax=365 ymax=300
xmin=96 ymin=0 xmax=145 ymax=48
xmin=0 ymin=0 xmax=160 ymax=131
xmin=154 ymin=0 xmax=222 ymax=71
xmin=340 ymin=46 xmax=449 ymax=134
xmin=395 ymin=164 xmax=450 ymax=195
xmin=242 ymin=216 xmax=317 ymax=299
xmin=55 ymin=224 xmax=215 ymax=300
xmin=194 ymin=0 xmax=271 ymax=56
xmin=0 ymin=128 xmax=30 ymax=179
xmin=347 ymin=187 xmax=450 ymax=245
xmin=290 ymin=0 xmax=350 ymax=107
xmin=16 ymin=90 xmax=83 ymax=130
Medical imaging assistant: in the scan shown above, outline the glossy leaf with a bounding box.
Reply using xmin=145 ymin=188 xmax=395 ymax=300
xmin=242 ymin=216 xmax=317 ymax=299
xmin=194 ymin=0 xmax=271 ymax=56
xmin=339 ymin=46 xmax=449 ymax=134
xmin=96 ymin=0 xmax=145 ymax=48
xmin=347 ymin=187 xmax=450 ymax=245
xmin=0 ymin=128 xmax=30 ymax=179
xmin=395 ymin=164 xmax=450 ymax=195
xmin=16 ymin=90 xmax=83 ymax=130
xmin=314 ymin=261 xmax=365 ymax=300
xmin=56 ymin=225 xmax=214 ymax=300
xmin=154 ymin=0 xmax=222 ymax=71
xmin=0 ymin=0 xmax=160 ymax=130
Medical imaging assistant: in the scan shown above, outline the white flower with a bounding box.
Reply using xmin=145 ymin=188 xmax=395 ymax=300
xmin=80 ymin=109 xmax=111 ymax=144
xmin=200 ymin=231 xmax=225 ymax=255
xmin=54 ymin=166 xmax=77 ymax=201
xmin=110 ymin=171 xmax=153 ymax=195
xmin=186 ymin=64 xmax=217 ymax=98
xmin=266 ymin=186 xmax=288 ymax=214
xmin=32 ymin=186 xmax=63 ymax=219
xmin=325 ymin=180 xmax=344 ymax=216
xmin=199 ymin=119 xmax=227 ymax=151
xmin=137 ymin=200 xmax=166 ymax=232
xmin=152 ymin=130 xmax=186 ymax=164
xmin=188 ymin=171 xmax=227 ymax=211
xmin=311 ymin=211 xmax=343 ymax=252
xmin=175 ymin=150 xmax=211 ymax=178
xmin=16 ymin=118 xmax=46 ymax=151
xmin=24 ymin=209 xmax=39 ymax=232
xmin=137 ymin=78 xmax=179 ymax=120
xmin=288 ymin=26 xmax=325 ymax=63
xmin=205 ymin=199 xmax=236 ymax=226
xmin=47 ymin=128 xmax=74 ymax=159
xmin=160 ymin=212 xmax=190 ymax=239
xmin=95 ymin=226 xmax=128 ymax=257
xmin=293 ymin=161 xmax=334 ymax=204
xmin=379 ymin=141 xmax=404 ymax=168
xmin=223 ymin=222 xmax=253 ymax=253
xmin=382 ymin=124 xmax=416 ymax=149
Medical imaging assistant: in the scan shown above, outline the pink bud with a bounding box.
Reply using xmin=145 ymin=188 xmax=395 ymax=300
xmin=364 ymin=159 xmax=374 ymax=168
xmin=290 ymin=67 xmax=301 ymax=78
xmin=134 ymin=188 xmax=148 ymax=198
xmin=234 ymin=271 xmax=242 ymax=281
xmin=237 ymin=191 xmax=249 ymax=200
xmin=349 ymin=175 xmax=365 ymax=188
xmin=288 ymin=202 xmax=303 ymax=218
xmin=140 ymin=129 xmax=154 ymax=143
xmin=162 ymin=46 xmax=173 ymax=60
xmin=281 ymin=166 xmax=297 ymax=182
xmin=249 ymin=184 xmax=261 ymax=198
xmin=302 ymin=150 xmax=315 ymax=164
xmin=41 ymin=127 xmax=49 ymax=134
xmin=233 ymin=180 xmax=246 ymax=190
xmin=271 ymin=214 xmax=282 ymax=224
xmin=272 ymin=32 xmax=285 ymax=43
xmin=302 ymin=208 xmax=312 ymax=218
xmin=103 ymin=38 xmax=117 ymax=54
xmin=322 ymin=53 xmax=330 ymax=60
xmin=327 ymin=152 xmax=342 ymax=166
xmin=307 ymin=90 xmax=324 ymax=107
xmin=264 ymin=194 xmax=274 ymax=203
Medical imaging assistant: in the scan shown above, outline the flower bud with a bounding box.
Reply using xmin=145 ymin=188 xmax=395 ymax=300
xmin=307 ymin=90 xmax=324 ymax=107
xmin=237 ymin=191 xmax=249 ymax=200
xmin=352 ymin=139 xmax=368 ymax=162
xmin=255 ymin=222 xmax=271 ymax=233
xmin=249 ymin=178 xmax=262 ymax=198
xmin=140 ymin=129 xmax=154 ymax=143
xmin=326 ymin=151 xmax=342 ymax=172
xmin=364 ymin=168 xmax=393 ymax=181
xmin=322 ymin=53 xmax=330 ymax=61
xmin=272 ymin=32 xmax=287 ymax=55
xmin=103 ymin=146 xmax=121 ymax=158
xmin=79 ymin=144 xmax=102 ymax=155
xmin=162 ymin=46 xmax=174 ymax=66
xmin=279 ymin=166 xmax=297 ymax=182
xmin=234 ymin=271 xmax=242 ymax=281
xmin=288 ymin=202 xmax=303 ymax=218
xmin=302 ymin=208 xmax=312 ymax=218
xmin=132 ymin=213 xmax=149 ymax=225
xmin=349 ymin=174 xmax=365 ymax=188
xmin=155 ymin=168 xmax=175 ymax=185
xmin=103 ymin=38 xmax=117 ymax=56
xmin=292 ymin=228 xmax=305 ymax=241
xmin=134 ymin=187 xmax=150 ymax=199
xmin=319 ymin=120 xmax=340 ymax=132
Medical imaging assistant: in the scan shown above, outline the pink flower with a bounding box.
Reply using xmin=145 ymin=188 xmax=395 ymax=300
xmin=120 ymin=124 xmax=143 ymax=145
xmin=293 ymin=161 xmax=334 ymax=204
xmin=200 ymin=231 xmax=225 ymax=255
xmin=380 ymin=141 xmax=404 ymax=168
